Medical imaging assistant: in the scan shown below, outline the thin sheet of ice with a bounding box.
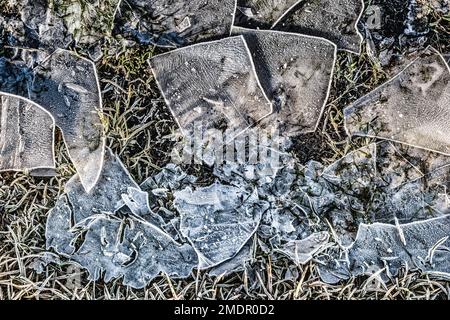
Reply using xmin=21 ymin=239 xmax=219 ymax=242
xmin=344 ymin=49 xmax=450 ymax=156
xmin=232 ymin=27 xmax=336 ymax=136
xmin=318 ymin=215 xmax=450 ymax=284
xmin=275 ymin=231 xmax=329 ymax=265
xmin=150 ymin=36 xmax=272 ymax=138
xmin=30 ymin=49 xmax=105 ymax=192
xmin=174 ymin=184 xmax=268 ymax=268
xmin=274 ymin=0 xmax=364 ymax=54
xmin=114 ymin=0 xmax=236 ymax=47
xmin=0 ymin=93 xmax=55 ymax=172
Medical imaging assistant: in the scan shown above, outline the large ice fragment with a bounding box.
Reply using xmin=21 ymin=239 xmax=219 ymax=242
xmin=232 ymin=27 xmax=336 ymax=136
xmin=344 ymin=49 xmax=450 ymax=156
xmin=150 ymin=36 xmax=272 ymax=137
xmin=30 ymin=49 xmax=105 ymax=192
xmin=275 ymin=0 xmax=364 ymax=54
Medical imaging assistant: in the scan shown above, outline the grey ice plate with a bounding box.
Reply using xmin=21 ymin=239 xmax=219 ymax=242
xmin=114 ymin=0 xmax=236 ymax=47
xmin=344 ymin=49 xmax=450 ymax=156
xmin=232 ymin=27 xmax=336 ymax=136
xmin=0 ymin=93 xmax=55 ymax=172
xmin=275 ymin=0 xmax=364 ymax=54
xmin=150 ymin=36 xmax=272 ymax=138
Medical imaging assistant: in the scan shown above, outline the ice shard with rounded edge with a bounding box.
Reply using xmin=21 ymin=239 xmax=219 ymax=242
xmin=174 ymin=184 xmax=268 ymax=268
xmin=274 ymin=0 xmax=364 ymax=54
xmin=30 ymin=49 xmax=105 ymax=192
xmin=318 ymin=215 xmax=450 ymax=284
xmin=0 ymin=93 xmax=55 ymax=172
xmin=235 ymin=0 xmax=303 ymax=28
xmin=344 ymin=49 xmax=450 ymax=156
xmin=114 ymin=0 xmax=236 ymax=47
xmin=275 ymin=231 xmax=329 ymax=265
xmin=232 ymin=27 xmax=336 ymax=136
xmin=150 ymin=36 xmax=272 ymax=139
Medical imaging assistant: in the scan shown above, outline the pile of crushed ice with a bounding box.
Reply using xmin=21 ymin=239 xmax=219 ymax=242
xmin=1 ymin=0 xmax=450 ymax=288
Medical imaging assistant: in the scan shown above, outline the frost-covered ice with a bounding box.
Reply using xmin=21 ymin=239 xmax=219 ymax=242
xmin=274 ymin=0 xmax=364 ymax=53
xmin=150 ymin=36 xmax=272 ymax=137
xmin=344 ymin=49 xmax=450 ymax=156
xmin=114 ymin=0 xmax=236 ymax=47
xmin=0 ymin=93 xmax=55 ymax=172
xmin=232 ymin=27 xmax=336 ymax=136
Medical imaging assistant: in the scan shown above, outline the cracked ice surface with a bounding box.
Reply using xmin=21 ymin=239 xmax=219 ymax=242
xmin=46 ymin=149 xmax=198 ymax=288
xmin=232 ymin=27 xmax=336 ymax=136
xmin=0 ymin=93 xmax=55 ymax=172
xmin=274 ymin=0 xmax=364 ymax=53
xmin=344 ymin=49 xmax=450 ymax=156
xmin=174 ymin=184 xmax=268 ymax=268
xmin=150 ymin=36 xmax=272 ymax=137
xmin=114 ymin=0 xmax=236 ymax=47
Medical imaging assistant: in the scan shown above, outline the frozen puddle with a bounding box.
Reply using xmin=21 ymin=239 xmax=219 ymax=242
xmin=345 ymin=49 xmax=450 ymax=156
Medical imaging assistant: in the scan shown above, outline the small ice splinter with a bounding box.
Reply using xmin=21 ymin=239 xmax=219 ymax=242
xmin=344 ymin=48 xmax=450 ymax=156
xmin=0 ymin=93 xmax=55 ymax=172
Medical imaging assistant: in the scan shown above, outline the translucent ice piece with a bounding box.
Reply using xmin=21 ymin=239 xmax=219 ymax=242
xmin=0 ymin=93 xmax=55 ymax=172
xmin=174 ymin=184 xmax=268 ymax=268
xmin=235 ymin=0 xmax=303 ymax=28
xmin=232 ymin=27 xmax=336 ymax=136
xmin=150 ymin=36 xmax=272 ymax=137
xmin=319 ymin=215 xmax=450 ymax=284
xmin=275 ymin=0 xmax=364 ymax=54
xmin=344 ymin=49 xmax=450 ymax=156
xmin=114 ymin=0 xmax=236 ymax=47
xmin=30 ymin=49 xmax=105 ymax=192
xmin=275 ymin=231 xmax=329 ymax=264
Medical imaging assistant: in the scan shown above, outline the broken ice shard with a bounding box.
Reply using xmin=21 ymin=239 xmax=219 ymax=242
xmin=174 ymin=184 xmax=268 ymax=268
xmin=114 ymin=0 xmax=236 ymax=47
xmin=232 ymin=27 xmax=336 ymax=136
xmin=235 ymin=0 xmax=302 ymax=28
xmin=150 ymin=36 xmax=272 ymax=137
xmin=275 ymin=232 xmax=329 ymax=265
xmin=30 ymin=49 xmax=105 ymax=192
xmin=319 ymin=215 xmax=450 ymax=284
xmin=0 ymin=93 xmax=55 ymax=172
xmin=46 ymin=148 xmax=197 ymax=288
xmin=274 ymin=0 xmax=364 ymax=54
xmin=344 ymin=49 xmax=450 ymax=156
